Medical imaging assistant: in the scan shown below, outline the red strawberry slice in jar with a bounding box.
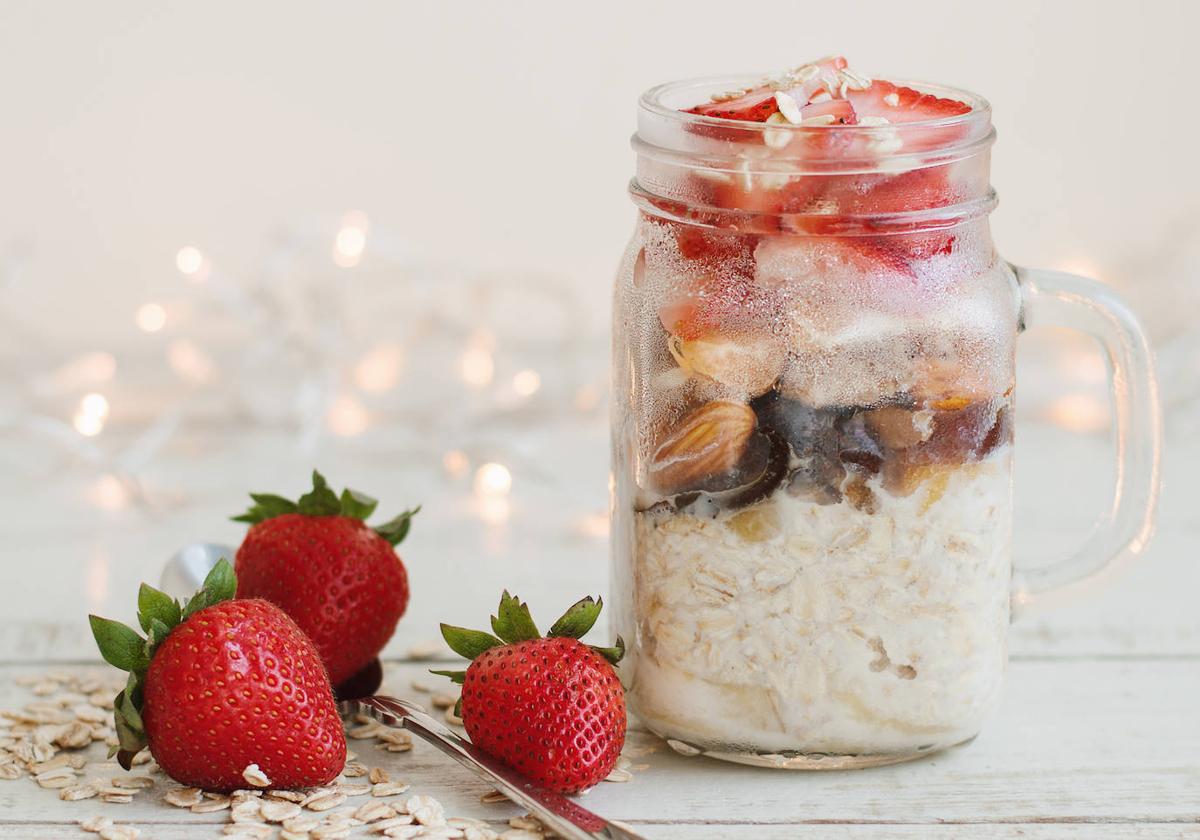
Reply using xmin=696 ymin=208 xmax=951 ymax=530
xmin=846 ymin=79 xmax=972 ymax=124
xmin=685 ymin=91 xmax=780 ymax=122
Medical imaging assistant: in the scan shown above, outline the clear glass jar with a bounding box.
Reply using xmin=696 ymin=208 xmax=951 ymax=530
xmin=610 ymin=73 xmax=1162 ymax=768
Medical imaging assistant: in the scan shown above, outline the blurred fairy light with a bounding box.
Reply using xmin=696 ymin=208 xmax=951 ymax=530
xmin=167 ymin=340 xmax=216 ymax=384
xmin=473 ymin=461 xmax=512 ymax=526
xmin=460 ymin=331 xmax=496 ymax=387
xmin=175 ymin=246 xmax=207 ymax=280
xmin=333 ymin=211 xmax=369 ymax=268
xmin=327 ymin=394 xmax=370 ymax=436
xmin=353 ymin=342 xmax=404 ymax=393
xmin=87 ymin=474 xmax=129 ymax=512
xmin=442 ymin=449 xmax=470 ymax=478
xmin=512 ymin=369 xmax=541 ymax=397
xmin=135 ymin=302 xmax=167 ymax=333
xmin=73 ymin=392 xmax=109 ymax=437
xmin=1048 ymin=392 xmax=1110 ymax=433
xmin=474 ymin=462 xmax=512 ymax=497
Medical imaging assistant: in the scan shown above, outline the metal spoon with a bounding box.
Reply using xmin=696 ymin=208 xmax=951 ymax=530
xmin=162 ymin=544 xmax=647 ymax=839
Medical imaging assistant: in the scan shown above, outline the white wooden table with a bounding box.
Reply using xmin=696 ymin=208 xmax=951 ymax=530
xmin=0 ymin=423 xmax=1197 ymax=838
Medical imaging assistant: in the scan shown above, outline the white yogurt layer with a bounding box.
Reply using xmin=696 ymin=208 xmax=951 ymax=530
xmin=627 ymin=451 xmax=1012 ymax=756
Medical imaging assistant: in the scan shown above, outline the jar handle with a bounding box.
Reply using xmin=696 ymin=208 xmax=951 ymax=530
xmin=1011 ymin=265 xmax=1162 ymax=616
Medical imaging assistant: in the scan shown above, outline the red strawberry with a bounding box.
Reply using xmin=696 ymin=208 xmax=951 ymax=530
xmin=233 ymin=471 xmax=419 ymax=685
xmin=847 ymin=79 xmax=971 ymax=123
xmin=435 ymin=593 xmax=626 ymax=793
xmin=89 ymin=559 xmax=346 ymax=791
xmin=685 ymin=91 xmax=779 ymax=122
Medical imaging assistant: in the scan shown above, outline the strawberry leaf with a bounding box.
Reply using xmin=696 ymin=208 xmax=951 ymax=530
xmin=429 ymin=669 xmax=467 ymax=685
xmin=182 ymin=558 xmax=237 ymax=619
xmin=231 ymin=493 xmax=298 ymax=524
xmin=590 ymin=636 xmax=626 ymax=666
xmin=490 ymin=591 xmax=540 ymax=644
xmin=340 ymin=488 xmax=378 ymax=520
xmin=548 ymin=596 xmax=603 ymax=640
xmin=136 ymin=584 xmax=180 ymax=634
xmin=297 ymin=470 xmax=341 ymax=516
xmin=145 ymin=618 xmax=173 ymax=653
xmin=440 ymin=623 xmax=504 ymax=661
xmin=89 ymin=616 xmax=148 ymax=673
xmin=374 ymin=506 xmax=420 ymax=546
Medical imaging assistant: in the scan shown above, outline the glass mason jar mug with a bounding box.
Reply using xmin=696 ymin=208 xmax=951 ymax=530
xmin=610 ymin=73 xmax=1162 ymax=768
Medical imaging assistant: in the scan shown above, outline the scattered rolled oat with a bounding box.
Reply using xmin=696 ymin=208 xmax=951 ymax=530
xmin=339 ymin=781 xmax=372 ymax=796
xmin=342 ymin=760 xmax=369 ymax=778
xmin=368 ymin=766 xmax=390 ymax=784
xmin=509 ymin=814 xmax=545 ymax=831
xmin=110 ymin=775 xmax=154 ymax=789
xmin=266 ymin=788 xmax=307 ymax=803
xmin=480 ymin=789 xmax=510 ymax=804
xmin=191 ymin=793 xmax=232 ymax=813
xmin=282 ymin=815 xmax=322 ymax=833
xmin=373 ymin=814 xmax=415 ymax=832
xmin=306 ymin=791 xmax=348 ymax=811
xmin=430 ymin=693 xmax=457 ymax=710
xmin=372 ymin=780 xmax=411 ymax=797
xmin=260 ymin=798 xmax=302 ymax=822
xmin=354 ymin=798 xmax=397 ymax=822
xmin=79 ymin=815 xmax=113 ymax=832
xmin=230 ymin=798 xmax=263 ymax=822
xmin=60 ymin=784 xmax=98 ymax=801
xmin=163 ymin=786 xmax=204 ymax=807
xmin=444 ymin=707 xmax=464 ymax=727
xmin=605 ymin=767 xmax=633 ymax=783
xmin=97 ymin=825 xmax=140 ymax=840
xmin=241 ymin=762 xmax=271 ymax=788
xmin=498 ymin=830 xmax=541 ymax=840
xmin=300 ymin=786 xmax=339 ymax=807
xmin=406 ymin=793 xmax=446 ymax=826
xmin=348 ymin=722 xmax=382 ymax=739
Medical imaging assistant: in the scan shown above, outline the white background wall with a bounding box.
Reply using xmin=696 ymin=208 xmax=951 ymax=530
xmin=1 ymin=0 xmax=1196 ymax=343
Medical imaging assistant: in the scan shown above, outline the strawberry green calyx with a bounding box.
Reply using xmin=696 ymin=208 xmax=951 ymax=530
xmin=89 ymin=559 xmax=238 ymax=770
xmin=433 ymin=592 xmax=626 ymax=688
xmin=231 ymin=470 xmax=420 ymax=546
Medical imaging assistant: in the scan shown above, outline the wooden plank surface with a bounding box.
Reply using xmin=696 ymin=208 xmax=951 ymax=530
xmin=0 ymin=658 xmax=1196 ymax=837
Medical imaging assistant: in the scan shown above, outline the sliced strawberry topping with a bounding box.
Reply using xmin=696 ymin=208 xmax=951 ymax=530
xmin=847 ymin=80 xmax=971 ymax=124
xmin=686 ymin=91 xmax=779 ymax=122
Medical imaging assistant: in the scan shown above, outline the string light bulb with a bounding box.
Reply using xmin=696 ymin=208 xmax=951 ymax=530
xmin=73 ymin=392 xmax=110 ymax=437
xmin=175 ymin=246 xmax=206 ymax=280
xmin=136 ymin=302 xmax=167 ymax=333
xmin=333 ymin=211 xmax=369 ymax=268
xmin=512 ymin=369 xmax=541 ymax=396
xmin=474 ymin=462 xmax=512 ymax=497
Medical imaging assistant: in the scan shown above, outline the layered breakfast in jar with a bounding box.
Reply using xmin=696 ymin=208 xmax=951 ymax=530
xmin=611 ymin=57 xmax=1019 ymax=764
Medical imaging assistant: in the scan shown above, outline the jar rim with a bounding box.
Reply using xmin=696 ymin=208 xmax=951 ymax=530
xmin=639 ymin=73 xmax=992 ymax=135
